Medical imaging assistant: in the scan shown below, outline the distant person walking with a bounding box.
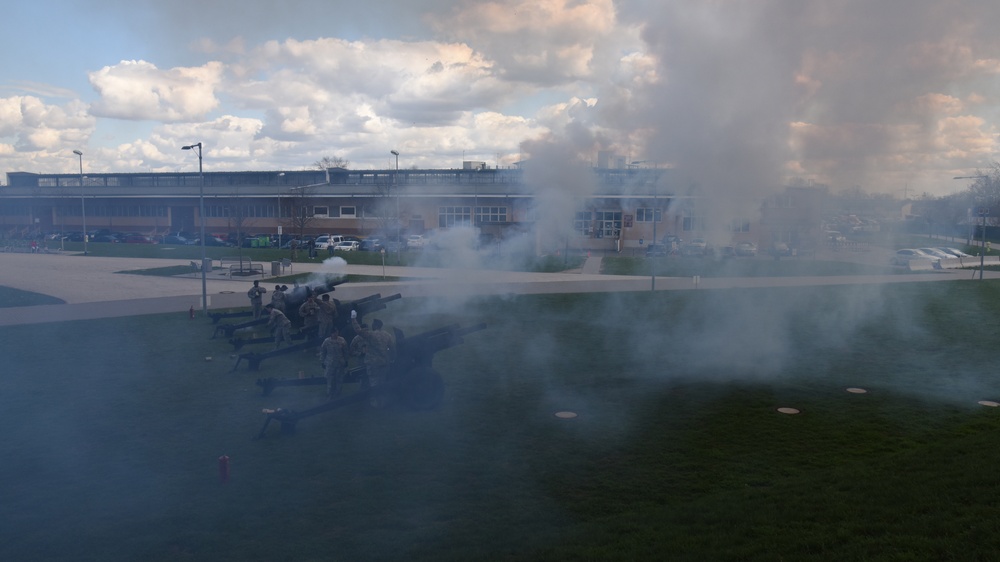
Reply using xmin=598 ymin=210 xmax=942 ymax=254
xmin=247 ymin=280 xmax=267 ymax=319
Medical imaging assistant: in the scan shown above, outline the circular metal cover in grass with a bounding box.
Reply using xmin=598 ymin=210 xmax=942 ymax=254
xmin=846 ymin=387 xmax=868 ymax=394
xmin=776 ymin=407 xmax=800 ymax=415
xmin=204 ymin=356 xmax=213 ymax=362
xmin=978 ymin=400 xmax=1000 ymax=407
xmin=554 ymin=411 xmax=578 ymax=419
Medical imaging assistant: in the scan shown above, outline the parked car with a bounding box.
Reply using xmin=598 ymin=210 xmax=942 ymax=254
xmin=123 ymin=233 xmax=157 ymax=244
xmin=918 ymin=248 xmax=954 ymax=260
xmin=937 ymin=247 xmax=974 ymax=258
xmin=770 ymin=242 xmax=792 ymax=257
xmin=662 ymin=234 xmax=683 ymax=247
xmin=406 ymin=234 xmax=429 ymax=249
xmin=332 ymin=240 xmax=360 ymax=252
xmin=359 ymin=238 xmax=383 ymax=252
xmin=199 ymin=236 xmax=233 ymax=247
xmin=735 ymin=242 xmax=758 ymax=256
xmin=314 ymin=234 xmax=345 ymax=250
xmin=162 ymin=234 xmax=192 ymax=245
xmin=92 ymin=234 xmax=122 ymax=243
xmin=681 ymin=238 xmax=708 ymax=256
xmin=718 ymin=245 xmax=737 ymax=258
xmin=645 ymin=244 xmax=669 ymax=257
xmin=891 ymin=248 xmax=940 ymax=266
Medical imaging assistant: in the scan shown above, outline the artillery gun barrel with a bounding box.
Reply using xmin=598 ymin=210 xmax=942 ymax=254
xmin=253 ymin=322 xmax=487 ymax=439
xmin=213 ymin=317 xmax=267 ymax=339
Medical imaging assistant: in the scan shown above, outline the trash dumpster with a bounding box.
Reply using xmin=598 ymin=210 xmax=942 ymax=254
xmin=271 ymin=261 xmax=281 ymax=276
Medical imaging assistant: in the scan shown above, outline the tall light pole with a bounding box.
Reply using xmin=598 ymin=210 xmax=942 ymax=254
xmin=183 ymin=142 xmax=207 ymax=313
xmin=391 ymin=150 xmax=400 ymax=260
xmin=651 ymin=181 xmax=658 ymax=291
xmin=955 ymin=175 xmax=990 ymax=280
xmin=72 ymin=150 xmax=87 ymax=255
xmin=277 ymin=172 xmax=285 ymax=248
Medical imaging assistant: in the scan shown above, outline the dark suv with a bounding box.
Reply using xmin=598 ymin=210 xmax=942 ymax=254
xmin=645 ymin=244 xmax=669 ymax=257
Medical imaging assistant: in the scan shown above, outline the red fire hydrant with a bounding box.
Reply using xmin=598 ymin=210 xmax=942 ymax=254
xmin=218 ymin=455 xmax=230 ymax=484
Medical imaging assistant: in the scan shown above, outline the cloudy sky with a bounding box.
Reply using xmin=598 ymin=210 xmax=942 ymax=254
xmin=1 ymin=0 xmax=998 ymax=196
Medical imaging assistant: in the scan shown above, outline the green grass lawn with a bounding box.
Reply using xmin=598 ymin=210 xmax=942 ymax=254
xmin=0 ymin=285 xmax=66 ymax=307
xmin=3 ymin=282 xmax=1000 ymax=560
xmin=602 ymin=254 xmax=900 ymax=277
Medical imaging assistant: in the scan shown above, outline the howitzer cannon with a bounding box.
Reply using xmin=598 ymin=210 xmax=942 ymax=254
xmin=254 ymin=322 xmax=487 ymax=438
xmin=211 ymin=275 xmax=346 ymax=338
xmin=208 ymin=310 xmax=253 ymax=324
xmin=231 ymin=293 xmax=402 ymax=370
xmin=228 ymin=293 xmax=402 ymax=351
xmin=214 ymin=317 xmax=267 ymax=339
xmin=280 ymin=276 xmax=347 ymax=324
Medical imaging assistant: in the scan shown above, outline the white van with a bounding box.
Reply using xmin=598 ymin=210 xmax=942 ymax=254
xmin=314 ymin=234 xmax=344 ymax=250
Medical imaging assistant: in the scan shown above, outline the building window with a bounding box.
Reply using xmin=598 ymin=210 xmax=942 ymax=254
xmin=474 ymin=206 xmax=507 ymax=224
xmin=313 ymin=206 xmax=329 ymax=217
xmin=594 ymin=210 xmax=622 ymax=238
xmin=340 ymin=206 xmax=356 ymax=218
xmin=574 ymin=211 xmax=593 ymax=235
xmin=204 ymin=205 xmax=230 ymax=218
xmin=682 ymin=215 xmax=706 ymax=232
xmin=636 ymin=208 xmax=661 ymax=222
xmin=439 ymin=206 xmax=472 ymax=228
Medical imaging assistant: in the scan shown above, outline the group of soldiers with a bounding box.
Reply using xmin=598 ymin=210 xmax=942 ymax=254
xmin=319 ymin=312 xmax=395 ymax=406
xmin=248 ymin=279 xmax=396 ymax=406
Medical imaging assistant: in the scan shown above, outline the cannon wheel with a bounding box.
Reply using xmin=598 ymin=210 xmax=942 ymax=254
xmin=400 ymin=366 xmax=445 ymax=410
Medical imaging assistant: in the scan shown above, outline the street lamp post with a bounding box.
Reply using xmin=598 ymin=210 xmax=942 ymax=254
xmin=651 ymin=182 xmax=657 ymax=291
xmin=391 ymin=150 xmax=400 ymax=261
xmin=183 ymin=142 xmax=207 ymax=313
xmin=72 ymin=150 xmax=87 ymax=255
xmin=954 ymin=175 xmax=990 ymax=280
xmin=277 ymin=172 xmax=285 ymax=248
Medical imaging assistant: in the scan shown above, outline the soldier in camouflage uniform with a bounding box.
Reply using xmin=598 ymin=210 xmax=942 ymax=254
xmin=247 ymin=280 xmax=267 ymax=319
xmin=298 ymin=294 xmax=321 ymax=340
xmin=264 ymin=304 xmax=292 ymax=350
xmin=350 ymin=311 xmax=396 ymax=407
xmin=320 ymin=327 xmax=349 ymax=398
xmin=269 ymin=284 xmax=286 ymax=313
xmin=317 ymin=293 xmax=338 ymax=339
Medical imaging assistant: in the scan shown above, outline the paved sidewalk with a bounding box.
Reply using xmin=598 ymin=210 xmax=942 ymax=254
xmin=0 ymin=251 xmax=994 ymax=326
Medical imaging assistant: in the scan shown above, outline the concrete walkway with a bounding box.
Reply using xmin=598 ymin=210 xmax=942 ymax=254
xmin=0 ymin=250 xmax=993 ymax=326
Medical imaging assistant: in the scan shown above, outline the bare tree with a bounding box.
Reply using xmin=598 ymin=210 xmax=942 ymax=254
xmin=967 ymin=161 xmax=1000 ymax=206
xmin=314 ymin=156 xmax=350 ymax=170
xmin=226 ymin=189 xmax=256 ymax=260
xmin=361 ymin=179 xmax=400 ymax=240
xmin=281 ymin=185 xmax=318 ymax=241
